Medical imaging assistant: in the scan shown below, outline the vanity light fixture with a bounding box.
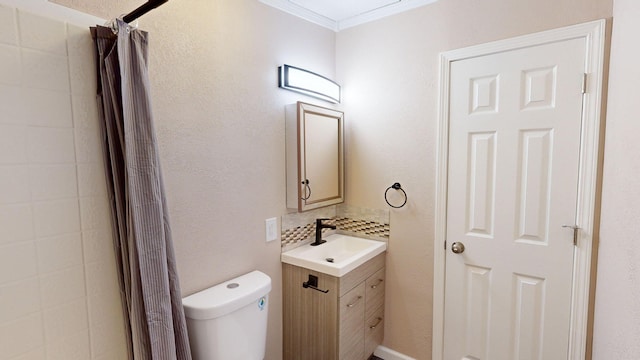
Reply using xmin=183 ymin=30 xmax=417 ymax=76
xmin=278 ymin=64 xmax=341 ymax=104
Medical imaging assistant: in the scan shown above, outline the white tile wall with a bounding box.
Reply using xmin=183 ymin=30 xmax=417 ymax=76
xmin=36 ymin=232 xmax=83 ymax=273
xmin=0 ymin=85 xmax=24 ymax=124
xmin=27 ymin=127 xmax=76 ymax=164
xmin=0 ymin=203 xmax=34 ymax=244
xmin=29 ymin=165 xmax=78 ymax=201
xmin=0 ymin=241 xmax=38 ymax=284
xmin=0 ymin=278 xmax=40 ymax=323
xmin=0 ymin=44 xmax=21 ymax=85
xmin=0 ymin=125 xmax=28 ymax=164
xmin=0 ymin=314 xmax=45 ymax=358
xmin=0 ymin=5 xmax=127 ymax=360
xmin=33 ymin=199 xmax=80 ymax=237
xmin=22 ymin=87 xmax=73 ymax=127
xmin=0 ymin=5 xmax=17 ymax=45
xmin=18 ymin=11 xmax=67 ymax=55
xmin=0 ymin=166 xmax=30 ymax=203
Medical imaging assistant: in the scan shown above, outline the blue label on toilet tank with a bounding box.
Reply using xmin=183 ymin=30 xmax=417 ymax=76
xmin=258 ymin=297 xmax=266 ymax=311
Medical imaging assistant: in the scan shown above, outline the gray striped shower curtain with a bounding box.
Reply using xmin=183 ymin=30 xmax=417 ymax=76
xmin=91 ymin=20 xmax=192 ymax=360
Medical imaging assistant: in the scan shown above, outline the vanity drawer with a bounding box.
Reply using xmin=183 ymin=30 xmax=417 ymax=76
xmin=365 ymin=267 xmax=385 ymax=320
xmin=365 ymin=305 xmax=384 ymax=358
xmin=339 ymin=282 xmax=365 ymax=360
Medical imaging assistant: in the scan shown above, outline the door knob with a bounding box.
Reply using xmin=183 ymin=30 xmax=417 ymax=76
xmin=451 ymin=242 xmax=465 ymax=254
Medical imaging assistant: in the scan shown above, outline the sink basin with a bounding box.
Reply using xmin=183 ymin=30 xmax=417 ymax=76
xmin=281 ymin=234 xmax=386 ymax=277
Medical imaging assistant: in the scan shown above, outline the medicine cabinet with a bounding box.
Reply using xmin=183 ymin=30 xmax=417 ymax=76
xmin=286 ymin=102 xmax=344 ymax=212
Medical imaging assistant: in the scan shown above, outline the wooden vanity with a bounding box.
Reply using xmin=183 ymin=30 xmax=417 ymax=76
xmin=283 ymin=252 xmax=385 ymax=360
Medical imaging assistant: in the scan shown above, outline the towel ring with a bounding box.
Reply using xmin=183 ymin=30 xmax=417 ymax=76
xmin=385 ymin=182 xmax=407 ymax=208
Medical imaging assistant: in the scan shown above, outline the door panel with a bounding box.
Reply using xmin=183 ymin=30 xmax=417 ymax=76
xmin=443 ymin=38 xmax=586 ymax=360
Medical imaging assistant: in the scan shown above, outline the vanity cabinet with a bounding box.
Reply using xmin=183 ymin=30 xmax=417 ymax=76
xmin=285 ymin=102 xmax=344 ymax=212
xmin=283 ymin=253 xmax=385 ymax=360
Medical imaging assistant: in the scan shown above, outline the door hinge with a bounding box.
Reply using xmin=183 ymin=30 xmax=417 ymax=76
xmin=562 ymin=224 xmax=580 ymax=246
xmin=581 ymin=73 xmax=588 ymax=94
xmin=444 ymin=240 xmax=447 ymax=250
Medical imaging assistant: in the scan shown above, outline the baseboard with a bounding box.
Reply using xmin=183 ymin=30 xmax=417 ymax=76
xmin=374 ymin=345 xmax=416 ymax=360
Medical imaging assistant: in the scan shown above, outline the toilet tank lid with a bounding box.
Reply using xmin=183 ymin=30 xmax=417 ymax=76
xmin=182 ymin=270 xmax=272 ymax=320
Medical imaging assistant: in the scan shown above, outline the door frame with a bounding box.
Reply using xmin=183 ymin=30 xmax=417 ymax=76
xmin=432 ymin=20 xmax=606 ymax=360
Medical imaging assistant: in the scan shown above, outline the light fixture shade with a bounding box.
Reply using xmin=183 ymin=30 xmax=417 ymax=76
xmin=279 ymin=64 xmax=341 ymax=103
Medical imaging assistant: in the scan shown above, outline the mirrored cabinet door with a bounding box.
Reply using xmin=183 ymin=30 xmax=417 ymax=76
xmin=286 ymin=102 xmax=344 ymax=212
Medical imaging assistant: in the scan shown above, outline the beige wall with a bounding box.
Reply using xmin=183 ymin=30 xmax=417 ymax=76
xmin=592 ymin=0 xmax=640 ymax=358
xmin=335 ymin=0 xmax=612 ymax=357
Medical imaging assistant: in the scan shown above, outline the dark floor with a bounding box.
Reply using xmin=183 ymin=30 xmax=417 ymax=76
xmin=368 ymin=355 xmax=384 ymax=360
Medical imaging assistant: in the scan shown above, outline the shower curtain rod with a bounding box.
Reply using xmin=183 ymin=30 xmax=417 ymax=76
xmin=122 ymin=0 xmax=168 ymax=23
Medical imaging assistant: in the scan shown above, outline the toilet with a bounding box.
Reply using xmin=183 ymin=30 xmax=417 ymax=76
xmin=182 ymin=270 xmax=271 ymax=360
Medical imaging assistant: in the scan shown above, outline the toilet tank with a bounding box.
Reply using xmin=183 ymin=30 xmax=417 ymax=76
xmin=182 ymin=270 xmax=271 ymax=360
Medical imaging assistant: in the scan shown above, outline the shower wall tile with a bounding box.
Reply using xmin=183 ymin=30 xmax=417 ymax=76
xmin=36 ymin=232 xmax=83 ymax=273
xmin=74 ymin=126 xmax=102 ymax=164
xmin=72 ymin=94 xmax=100 ymax=128
xmin=86 ymin=256 xmax=127 ymax=358
xmin=0 ymin=313 xmax=45 ymax=359
xmin=22 ymin=87 xmax=73 ymax=127
xmin=67 ymin=27 xmax=96 ymax=96
xmin=0 ymin=241 xmax=38 ymax=284
xmin=85 ymin=261 xmax=121 ymax=318
xmin=39 ymin=265 xmax=86 ymax=309
xmin=0 ymin=5 xmax=17 ymax=46
xmin=0 ymin=124 xmax=27 ymax=164
xmin=21 ymin=49 xmax=70 ymax=91
xmin=0 ymin=44 xmax=21 ymax=85
xmin=33 ymin=199 xmax=80 ymax=237
xmin=67 ymin=24 xmax=93 ymax=60
xmin=0 ymin=204 xmax=34 ymax=244
xmin=0 ymin=85 xmax=24 ymax=124
xmin=77 ymin=164 xmax=107 ymax=197
xmin=0 ymin=6 xmax=126 ymax=360
xmin=27 ymin=127 xmax=76 ymax=164
xmin=11 ymin=347 xmax=47 ymax=360
xmin=42 ymin=299 xmax=88 ymax=342
xmin=29 ymin=165 xmax=78 ymax=201
xmin=82 ymin=229 xmax=113 ymax=264
xmin=79 ymin=196 xmax=111 ymax=231
xmin=17 ymin=10 xmax=68 ymax=56
xmin=0 ymin=278 xmax=40 ymax=323
xmin=0 ymin=166 xmax=30 ymax=204
xmin=89 ymin=316 xmax=128 ymax=359
xmin=45 ymin=328 xmax=91 ymax=360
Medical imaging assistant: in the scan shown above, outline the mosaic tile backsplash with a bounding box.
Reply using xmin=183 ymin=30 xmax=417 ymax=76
xmin=281 ymin=205 xmax=390 ymax=251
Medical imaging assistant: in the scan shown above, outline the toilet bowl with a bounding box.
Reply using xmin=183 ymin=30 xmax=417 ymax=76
xmin=182 ymin=270 xmax=271 ymax=360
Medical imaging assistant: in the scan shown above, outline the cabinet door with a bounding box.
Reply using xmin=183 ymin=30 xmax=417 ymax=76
xmin=365 ymin=305 xmax=384 ymax=357
xmin=365 ymin=267 xmax=385 ymax=321
xmin=339 ymin=282 xmax=365 ymax=360
xmin=283 ymin=264 xmax=339 ymax=360
xmin=286 ymin=102 xmax=344 ymax=212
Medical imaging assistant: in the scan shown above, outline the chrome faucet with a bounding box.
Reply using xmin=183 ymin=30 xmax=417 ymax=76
xmin=312 ymin=218 xmax=336 ymax=246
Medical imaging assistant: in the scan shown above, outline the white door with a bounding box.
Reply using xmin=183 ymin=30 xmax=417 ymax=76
xmin=443 ymin=38 xmax=586 ymax=360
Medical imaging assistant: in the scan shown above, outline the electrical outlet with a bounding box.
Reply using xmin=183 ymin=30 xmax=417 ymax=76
xmin=265 ymin=217 xmax=278 ymax=242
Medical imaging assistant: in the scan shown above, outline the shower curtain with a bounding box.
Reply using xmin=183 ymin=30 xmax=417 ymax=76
xmin=91 ymin=20 xmax=192 ymax=360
